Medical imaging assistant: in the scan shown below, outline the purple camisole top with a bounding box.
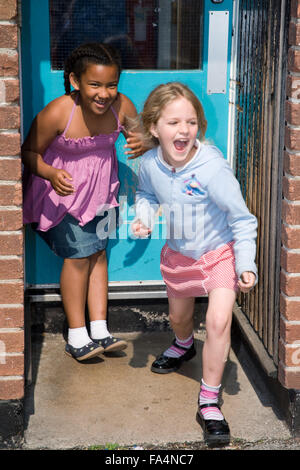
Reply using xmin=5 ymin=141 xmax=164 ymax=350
xmin=23 ymin=97 xmax=122 ymax=231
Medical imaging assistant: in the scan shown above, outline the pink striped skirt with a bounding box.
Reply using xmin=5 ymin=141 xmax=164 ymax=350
xmin=160 ymin=242 xmax=239 ymax=298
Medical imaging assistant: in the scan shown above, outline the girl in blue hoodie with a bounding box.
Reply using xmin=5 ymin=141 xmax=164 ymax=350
xmin=132 ymin=82 xmax=257 ymax=446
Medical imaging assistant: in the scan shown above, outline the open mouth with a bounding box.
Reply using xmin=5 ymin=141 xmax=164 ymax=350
xmin=94 ymin=99 xmax=108 ymax=109
xmin=174 ymin=140 xmax=189 ymax=151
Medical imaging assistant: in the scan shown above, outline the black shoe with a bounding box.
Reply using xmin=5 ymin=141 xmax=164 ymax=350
xmin=151 ymin=340 xmax=196 ymax=374
xmin=65 ymin=341 xmax=104 ymax=361
xmin=92 ymin=336 xmax=127 ymax=352
xmin=196 ymin=403 xmax=230 ymax=447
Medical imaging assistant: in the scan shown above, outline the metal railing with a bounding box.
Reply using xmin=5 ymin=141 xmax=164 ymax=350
xmin=234 ymin=0 xmax=289 ymax=366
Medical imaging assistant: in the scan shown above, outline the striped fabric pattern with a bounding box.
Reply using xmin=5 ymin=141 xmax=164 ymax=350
xmin=160 ymin=241 xmax=238 ymax=298
xmin=199 ymin=381 xmax=224 ymax=421
xmin=164 ymin=334 xmax=194 ymax=358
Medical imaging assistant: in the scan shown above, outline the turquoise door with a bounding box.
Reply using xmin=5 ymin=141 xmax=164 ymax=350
xmin=22 ymin=0 xmax=233 ymax=289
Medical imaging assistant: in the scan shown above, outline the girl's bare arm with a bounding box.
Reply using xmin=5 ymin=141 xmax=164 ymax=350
xmin=22 ymin=98 xmax=74 ymax=195
xmin=118 ymin=94 xmax=149 ymax=158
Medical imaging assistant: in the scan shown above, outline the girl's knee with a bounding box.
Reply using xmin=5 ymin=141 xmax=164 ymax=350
xmin=206 ymin=288 xmax=235 ymax=335
xmin=206 ymin=309 xmax=232 ymax=337
xmin=169 ymin=311 xmax=184 ymax=327
xmin=169 ymin=310 xmax=193 ymax=329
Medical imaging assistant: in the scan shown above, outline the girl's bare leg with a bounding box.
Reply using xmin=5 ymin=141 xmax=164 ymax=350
xmin=168 ymin=296 xmax=195 ymax=340
xmin=61 ymin=255 xmax=109 ymax=358
xmin=60 ymin=257 xmax=90 ymax=328
xmin=86 ymin=250 xmax=127 ymax=351
xmin=86 ymin=250 xmax=108 ymax=321
xmin=202 ymin=288 xmax=236 ymax=386
xmin=151 ymin=296 xmax=196 ymax=372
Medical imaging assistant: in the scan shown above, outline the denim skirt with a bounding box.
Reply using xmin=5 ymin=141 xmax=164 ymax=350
xmin=33 ymin=213 xmax=108 ymax=259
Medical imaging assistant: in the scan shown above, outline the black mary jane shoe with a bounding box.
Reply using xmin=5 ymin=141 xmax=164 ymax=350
xmin=196 ymin=403 xmax=230 ymax=447
xmin=151 ymin=340 xmax=196 ymax=374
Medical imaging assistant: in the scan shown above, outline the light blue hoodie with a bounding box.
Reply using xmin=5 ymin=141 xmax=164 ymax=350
xmin=135 ymin=140 xmax=258 ymax=280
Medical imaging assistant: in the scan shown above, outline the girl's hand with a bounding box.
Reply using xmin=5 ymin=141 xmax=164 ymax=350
xmin=131 ymin=219 xmax=151 ymax=238
xmin=124 ymin=131 xmax=146 ymax=159
xmin=238 ymin=271 xmax=256 ymax=293
xmin=49 ymin=168 xmax=74 ymax=196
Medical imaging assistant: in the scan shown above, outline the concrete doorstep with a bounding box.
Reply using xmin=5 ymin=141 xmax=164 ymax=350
xmin=23 ymin=329 xmax=293 ymax=450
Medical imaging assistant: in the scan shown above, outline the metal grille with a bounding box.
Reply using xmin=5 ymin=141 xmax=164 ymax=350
xmin=49 ymin=0 xmax=203 ymax=70
xmin=234 ymin=0 xmax=289 ymax=365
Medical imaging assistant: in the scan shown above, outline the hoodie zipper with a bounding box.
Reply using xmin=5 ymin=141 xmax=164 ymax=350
xmin=171 ymin=167 xmax=176 ymax=203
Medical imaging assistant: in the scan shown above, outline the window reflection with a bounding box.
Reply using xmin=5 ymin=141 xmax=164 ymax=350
xmin=49 ymin=0 xmax=203 ymax=70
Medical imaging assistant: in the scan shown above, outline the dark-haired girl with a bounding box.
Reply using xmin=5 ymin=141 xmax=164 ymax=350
xmin=22 ymin=42 xmax=146 ymax=361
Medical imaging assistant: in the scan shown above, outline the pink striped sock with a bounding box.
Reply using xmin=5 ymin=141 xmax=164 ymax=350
xmin=199 ymin=380 xmax=224 ymax=421
xmin=164 ymin=333 xmax=194 ymax=358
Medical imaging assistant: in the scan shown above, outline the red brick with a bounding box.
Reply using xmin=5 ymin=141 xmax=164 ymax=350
xmin=0 ymin=258 xmax=23 ymax=280
xmin=0 ymin=1 xmax=17 ymax=21
xmin=282 ymin=224 xmax=300 ymax=249
xmin=278 ymin=363 xmax=300 ymax=389
xmin=280 ymin=316 xmax=300 ymax=342
xmin=280 ymin=270 xmax=300 ymax=296
xmin=5 ymin=79 xmax=19 ymax=103
xmin=280 ymin=293 xmax=300 ymax=321
xmin=289 ymin=21 xmax=300 ymax=46
xmin=0 ymin=134 xmax=21 ymax=156
xmin=290 ymin=0 xmax=300 ymax=19
xmin=0 ymin=106 xmax=20 ymax=129
xmin=0 ymin=158 xmax=21 ymax=179
xmin=0 ymin=52 xmax=18 ymax=77
xmin=288 ymin=48 xmax=300 ymax=73
xmin=282 ymin=199 xmax=300 ymax=225
xmin=0 ymin=233 xmax=23 ymax=256
xmin=284 ymin=151 xmax=300 ymax=176
xmin=0 ymin=282 xmax=23 ymax=304
xmin=285 ymin=126 xmax=300 ymax=150
xmin=0 ymin=25 xmax=17 ymax=49
xmin=0 ymin=182 xmax=22 ymax=206
xmin=0 ymin=331 xmax=24 ymax=353
xmin=0 ymin=378 xmax=24 ymax=400
xmin=279 ymin=338 xmax=300 ymax=367
xmin=0 ymin=355 xmax=24 ymax=376
xmin=283 ymin=175 xmax=300 ymax=200
xmin=0 ymin=306 xmax=23 ymax=328
xmin=286 ymin=100 xmax=300 ymax=126
xmin=281 ymin=248 xmax=300 ymax=272
xmin=0 ymin=210 xmax=22 ymax=231
xmin=286 ymin=75 xmax=300 ymax=100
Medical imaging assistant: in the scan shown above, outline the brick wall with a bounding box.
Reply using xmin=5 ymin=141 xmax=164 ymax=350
xmin=0 ymin=0 xmax=24 ymax=400
xmin=279 ymin=0 xmax=300 ymax=389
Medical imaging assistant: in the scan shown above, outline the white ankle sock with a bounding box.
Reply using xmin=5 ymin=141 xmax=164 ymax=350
xmin=68 ymin=326 xmax=91 ymax=348
xmin=90 ymin=320 xmax=111 ymax=340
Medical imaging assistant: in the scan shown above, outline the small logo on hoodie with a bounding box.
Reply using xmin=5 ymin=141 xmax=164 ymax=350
xmin=182 ymin=174 xmax=205 ymax=196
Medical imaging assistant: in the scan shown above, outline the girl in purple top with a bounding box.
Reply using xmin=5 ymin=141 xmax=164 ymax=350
xmin=22 ymin=42 xmax=146 ymax=361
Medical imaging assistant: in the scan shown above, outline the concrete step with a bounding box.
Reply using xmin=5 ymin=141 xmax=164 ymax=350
xmin=23 ymin=329 xmax=291 ymax=450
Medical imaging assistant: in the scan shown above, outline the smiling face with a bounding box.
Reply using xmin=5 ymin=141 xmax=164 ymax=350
xmin=70 ymin=63 xmax=119 ymax=115
xmin=150 ymin=97 xmax=199 ymax=168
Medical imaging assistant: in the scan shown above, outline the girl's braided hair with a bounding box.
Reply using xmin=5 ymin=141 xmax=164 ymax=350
xmin=63 ymin=42 xmax=122 ymax=95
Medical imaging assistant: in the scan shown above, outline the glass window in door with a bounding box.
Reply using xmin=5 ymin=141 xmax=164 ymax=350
xmin=49 ymin=0 xmax=204 ymax=70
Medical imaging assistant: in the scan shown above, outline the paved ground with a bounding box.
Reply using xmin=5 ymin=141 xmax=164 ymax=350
xmin=22 ymin=329 xmax=296 ymax=450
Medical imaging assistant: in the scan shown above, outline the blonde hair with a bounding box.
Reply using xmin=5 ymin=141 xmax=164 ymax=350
xmin=141 ymin=82 xmax=207 ymax=148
